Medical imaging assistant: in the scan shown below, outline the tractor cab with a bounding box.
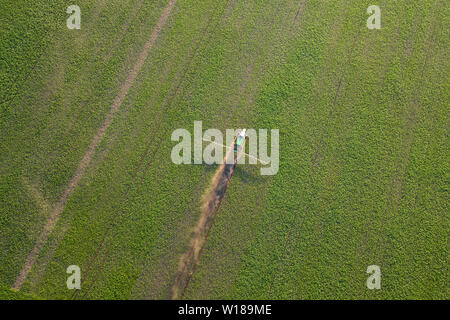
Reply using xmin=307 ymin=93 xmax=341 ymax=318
xmin=234 ymin=129 xmax=247 ymax=153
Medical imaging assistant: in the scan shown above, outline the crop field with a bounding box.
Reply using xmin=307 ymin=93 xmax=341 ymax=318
xmin=0 ymin=0 xmax=448 ymax=300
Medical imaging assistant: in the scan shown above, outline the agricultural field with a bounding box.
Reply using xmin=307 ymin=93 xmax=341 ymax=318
xmin=0 ymin=0 xmax=448 ymax=300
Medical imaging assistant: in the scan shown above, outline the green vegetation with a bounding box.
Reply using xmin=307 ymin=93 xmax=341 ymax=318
xmin=1 ymin=0 xmax=447 ymax=299
xmin=0 ymin=285 xmax=42 ymax=300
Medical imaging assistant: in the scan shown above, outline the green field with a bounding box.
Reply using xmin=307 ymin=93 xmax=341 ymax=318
xmin=1 ymin=0 xmax=448 ymax=299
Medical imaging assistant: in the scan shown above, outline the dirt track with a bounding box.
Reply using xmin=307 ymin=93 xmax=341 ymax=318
xmin=171 ymin=147 xmax=237 ymax=299
xmin=12 ymin=0 xmax=177 ymax=291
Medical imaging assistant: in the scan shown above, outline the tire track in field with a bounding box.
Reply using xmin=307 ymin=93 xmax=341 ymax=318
xmin=12 ymin=0 xmax=177 ymax=291
xmin=289 ymin=1 xmax=440 ymax=298
xmin=26 ymin=0 xmax=152 ymax=290
xmin=329 ymin=3 xmax=404 ymax=297
xmin=262 ymin=1 xmax=361 ymax=294
xmin=171 ymin=0 xmax=304 ymax=299
xmin=261 ymin=0 xmax=325 ymax=294
xmin=171 ymin=148 xmax=237 ymax=299
xmin=377 ymin=0 xmax=443 ymax=284
xmin=301 ymin=3 xmax=366 ymax=247
xmin=353 ymin=4 xmax=407 ymax=296
xmin=289 ymin=15 xmax=366 ymax=296
xmin=385 ymin=0 xmax=442 ymax=212
xmin=355 ymin=1 xmax=434 ymax=296
xmin=293 ymin=0 xmax=307 ymax=25
xmin=73 ymin=0 xmax=232 ymax=299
